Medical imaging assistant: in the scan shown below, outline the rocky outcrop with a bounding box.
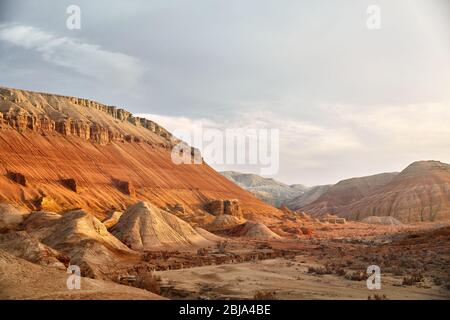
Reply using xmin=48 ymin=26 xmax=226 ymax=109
xmin=0 ymin=87 xmax=177 ymax=146
xmin=6 ymin=171 xmax=27 ymax=186
xmin=228 ymin=221 xmax=281 ymax=239
xmin=224 ymin=200 xmax=242 ymax=217
xmin=0 ymin=203 xmax=29 ymax=232
xmin=205 ymin=199 xmax=243 ymax=219
xmin=113 ymin=179 xmax=136 ymax=197
xmin=204 ymin=200 xmax=225 ymax=215
xmin=320 ymin=214 xmax=346 ymax=224
xmin=172 ymin=203 xmax=185 ymax=213
xmin=102 ymin=211 xmax=123 ymax=229
xmin=0 ymin=231 xmax=68 ymax=269
xmin=23 ymin=209 xmax=138 ymax=279
xmin=61 ymin=178 xmax=78 ymax=193
xmin=205 ymin=215 xmax=245 ymax=232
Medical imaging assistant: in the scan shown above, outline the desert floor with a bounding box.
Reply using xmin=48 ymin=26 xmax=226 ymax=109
xmin=156 ymin=224 xmax=450 ymax=300
xmin=157 ymin=258 xmax=448 ymax=300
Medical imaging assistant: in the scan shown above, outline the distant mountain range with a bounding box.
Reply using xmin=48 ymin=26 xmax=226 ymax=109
xmin=285 ymin=185 xmax=332 ymax=209
xmin=222 ymin=160 xmax=450 ymax=223
xmin=221 ymin=171 xmax=308 ymax=207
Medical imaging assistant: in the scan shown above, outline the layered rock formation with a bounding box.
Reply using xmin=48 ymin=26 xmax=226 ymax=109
xmin=0 ymin=87 xmax=175 ymax=146
xmin=204 ymin=199 xmax=243 ymax=219
xmin=61 ymin=178 xmax=78 ymax=193
xmin=111 ymin=201 xmax=213 ymax=250
xmin=0 ymin=231 xmax=68 ymax=269
xmin=344 ymin=161 xmax=450 ymax=222
xmin=23 ymin=209 xmax=139 ymax=278
xmin=301 ymin=161 xmax=450 ymax=222
xmin=0 ymin=203 xmax=29 ymax=232
xmin=203 ymin=199 xmax=247 ymax=231
xmin=228 ymin=221 xmax=281 ymax=239
xmin=301 ymin=172 xmax=398 ymax=217
xmin=205 ymin=215 xmax=245 ymax=232
xmin=0 ymin=87 xmax=282 ymax=223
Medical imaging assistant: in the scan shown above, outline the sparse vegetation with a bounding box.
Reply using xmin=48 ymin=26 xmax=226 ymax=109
xmin=216 ymin=240 xmax=229 ymax=254
xmin=253 ymin=290 xmax=278 ymax=300
xmin=307 ymin=263 xmax=334 ymax=275
xmin=135 ymin=271 xmax=161 ymax=294
xmin=197 ymin=247 xmax=209 ymax=256
xmin=344 ymin=271 xmax=367 ymax=281
xmin=402 ymin=273 xmax=424 ymax=286
xmin=307 ymin=266 xmax=330 ymax=275
xmin=335 ymin=267 xmax=346 ymax=276
xmin=307 ymin=263 xmax=346 ymax=277
xmin=256 ymin=242 xmax=272 ymax=249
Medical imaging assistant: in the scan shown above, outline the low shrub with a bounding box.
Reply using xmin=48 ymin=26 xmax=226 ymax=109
xmin=135 ymin=272 xmax=161 ymax=294
xmin=402 ymin=273 xmax=424 ymax=286
xmin=253 ymin=290 xmax=278 ymax=300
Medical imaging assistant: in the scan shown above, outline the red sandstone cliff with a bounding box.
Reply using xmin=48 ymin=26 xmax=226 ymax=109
xmin=0 ymin=87 xmax=282 ymax=223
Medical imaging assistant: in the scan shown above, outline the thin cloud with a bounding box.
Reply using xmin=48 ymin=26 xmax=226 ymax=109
xmin=0 ymin=24 xmax=143 ymax=90
xmin=139 ymin=103 xmax=450 ymax=185
xmin=138 ymin=111 xmax=364 ymax=172
xmin=344 ymin=103 xmax=450 ymax=152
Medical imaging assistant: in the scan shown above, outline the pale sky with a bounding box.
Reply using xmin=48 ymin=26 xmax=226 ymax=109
xmin=0 ymin=0 xmax=449 ymax=185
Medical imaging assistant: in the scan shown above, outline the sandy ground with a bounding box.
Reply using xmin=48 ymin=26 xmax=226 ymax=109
xmin=0 ymin=250 xmax=165 ymax=300
xmin=156 ymin=258 xmax=449 ymax=300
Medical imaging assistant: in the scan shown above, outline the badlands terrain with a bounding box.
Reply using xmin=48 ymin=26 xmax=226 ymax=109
xmin=0 ymin=87 xmax=449 ymax=300
xmin=224 ymin=161 xmax=450 ymax=223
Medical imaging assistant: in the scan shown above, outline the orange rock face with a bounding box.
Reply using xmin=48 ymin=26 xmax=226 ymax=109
xmin=0 ymin=87 xmax=281 ymax=222
xmin=61 ymin=178 xmax=78 ymax=193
